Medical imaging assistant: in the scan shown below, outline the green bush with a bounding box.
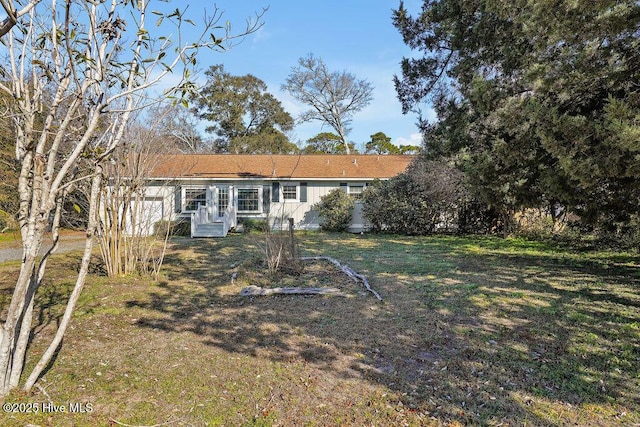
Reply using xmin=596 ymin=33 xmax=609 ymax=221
xmin=315 ymin=188 xmax=354 ymax=232
xmin=153 ymin=219 xmax=191 ymax=237
xmin=362 ymin=160 xmax=466 ymax=235
xmin=557 ymin=213 xmax=640 ymax=251
xmin=456 ymin=199 xmax=502 ymax=235
xmin=362 ymin=158 xmax=503 ymax=235
xmin=239 ymin=218 xmax=268 ymax=233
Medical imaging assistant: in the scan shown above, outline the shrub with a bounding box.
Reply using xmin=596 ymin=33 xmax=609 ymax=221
xmin=239 ymin=218 xmax=268 ymax=233
xmin=513 ymin=208 xmax=557 ymax=238
xmin=363 ymin=159 xmax=466 ymax=235
xmin=154 ymin=219 xmax=190 ymax=236
xmin=315 ymin=188 xmax=354 ymax=232
xmin=363 ymin=157 xmax=509 ymax=236
xmin=456 ymin=199 xmax=503 ymax=235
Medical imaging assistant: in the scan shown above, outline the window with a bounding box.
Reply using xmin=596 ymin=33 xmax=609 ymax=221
xmin=348 ymin=185 xmax=365 ymax=200
xmin=184 ymin=188 xmax=206 ymax=212
xmin=237 ymin=188 xmax=260 ymax=212
xmin=282 ymin=184 xmax=298 ymax=201
xmin=217 ymin=187 xmax=229 ymax=217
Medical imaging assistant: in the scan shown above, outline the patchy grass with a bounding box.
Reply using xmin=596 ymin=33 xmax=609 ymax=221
xmin=0 ymin=229 xmax=85 ymax=247
xmin=0 ymin=232 xmax=639 ymax=426
xmin=0 ymin=230 xmax=23 ymax=246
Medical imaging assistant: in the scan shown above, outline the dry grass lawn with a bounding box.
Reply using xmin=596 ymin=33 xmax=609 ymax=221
xmin=0 ymin=231 xmax=639 ymax=426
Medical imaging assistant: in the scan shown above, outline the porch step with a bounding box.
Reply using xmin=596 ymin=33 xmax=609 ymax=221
xmin=192 ymin=221 xmax=228 ymax=238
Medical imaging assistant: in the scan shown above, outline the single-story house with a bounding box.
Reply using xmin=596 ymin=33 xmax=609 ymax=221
xmin=140 ymin=154 xmax=414 ymax=237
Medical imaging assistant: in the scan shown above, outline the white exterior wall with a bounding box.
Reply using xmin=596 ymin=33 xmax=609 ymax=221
xmin=146 ymin=179 xmax=373 ymax=233
xmin=101 ymin=184 xmax=176 ymax=237
xmin=268 ymin=181 xmax=338 ymax=230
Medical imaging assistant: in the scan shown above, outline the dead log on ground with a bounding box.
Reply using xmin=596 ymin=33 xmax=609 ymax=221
xmin=300 ymin=256 xmax=382 ymax=301
xmin=240 ymin=285 xmax=349 ymax=297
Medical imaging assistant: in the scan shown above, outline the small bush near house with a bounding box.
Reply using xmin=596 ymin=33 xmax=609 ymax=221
xmin=239 ymin=218 xmax=269 ymax=233
xmin=315 ymin=188 xmax=354 ymax=232
xmin=154 ymin=219 xmax=191 ymax=237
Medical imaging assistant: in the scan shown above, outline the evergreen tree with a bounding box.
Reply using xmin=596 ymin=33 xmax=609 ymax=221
xmin=366 ymin=132 xmax=400 ymax=154
xmin=302 ymin=132 xmax=354 ymax=154
xmin=193 ymin=65 xmax=297 ymax=154
xmin=393 ymin=0 xmax=640 ymax=228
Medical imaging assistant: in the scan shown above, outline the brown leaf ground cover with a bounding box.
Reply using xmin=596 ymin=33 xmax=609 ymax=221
xmin=0 ymin=231 xmax=639 ymax=426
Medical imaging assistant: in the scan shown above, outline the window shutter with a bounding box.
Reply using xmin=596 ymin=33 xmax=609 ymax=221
xmin=300 ymin=182 xmax=308 ymax=203
xmin=262 ymin=186 xmax=271 ymax=213
xmin=340 ymin=183 xmax=348 ymax=192
xmin=174 ymin=186 xmax=182 ymax=213
xmin=272 ymin=182 xmax=280 ymax=202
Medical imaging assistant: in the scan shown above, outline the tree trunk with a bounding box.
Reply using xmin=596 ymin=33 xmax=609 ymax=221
xmin=336 ymin=123 xmax=350 ymax=155
xmin=9 ymin=200 xmax=63 ymax=390
xmin=0 ymin=236 xmax=43 ymax=395
xmin=23 ymin=169 xmax=103 ymax=392
xmin=8 ymin=288 xmax=34 ymax=389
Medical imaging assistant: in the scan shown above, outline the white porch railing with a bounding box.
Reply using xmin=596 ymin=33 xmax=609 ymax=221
xmin=191 ymin=203 xmax=237 ymax=237
xmin=191 ymin=206 xmax=209 ymax=237
xmin=222 ymin=202 xmax=237 ymax=231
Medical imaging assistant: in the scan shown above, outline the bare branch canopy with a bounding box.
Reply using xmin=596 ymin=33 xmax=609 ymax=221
xmin=282 ymin=54 xmax=374 ymax=154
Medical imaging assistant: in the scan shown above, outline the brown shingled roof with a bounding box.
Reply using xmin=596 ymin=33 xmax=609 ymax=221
xmin=150 ymin=154 xmax=414 ymax=180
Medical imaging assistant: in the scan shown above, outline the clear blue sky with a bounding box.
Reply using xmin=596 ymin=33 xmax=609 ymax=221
xmin=186 ymin=0 xmax=430 ymax=150
xmin=0 ymin=1 xmax=429 ymax=149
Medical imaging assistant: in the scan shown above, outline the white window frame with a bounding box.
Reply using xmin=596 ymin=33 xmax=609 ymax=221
xmin=182 ymin=186 xmax=207 ymax=213
xmin=348 ymin=183 xmax=365 ymax=199
xmin=236 ymin=186 xmax=262 ymax=213
xmin=281 ymin=182 xmax=299 ymax=202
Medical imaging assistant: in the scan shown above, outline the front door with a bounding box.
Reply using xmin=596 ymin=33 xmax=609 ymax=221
xmin=213 ymin=185 xmax=231 ymax=219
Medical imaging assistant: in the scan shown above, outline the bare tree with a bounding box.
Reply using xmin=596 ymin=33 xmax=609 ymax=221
xmin=0 ymin=0 xmax=263 ymax=396
xmin=97 ymin=117 xmax=174 ymax=279
xmin=96 ymin=106 xmax=199 ymax=278
xmin=282 ymin=54 xmax=374 ymax=154
xmin=146 ymin=102 xmax=204 ymax=153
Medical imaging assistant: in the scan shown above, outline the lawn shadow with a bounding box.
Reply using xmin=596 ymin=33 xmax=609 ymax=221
xmin=126 ymin=233 xmax=640 ymax=425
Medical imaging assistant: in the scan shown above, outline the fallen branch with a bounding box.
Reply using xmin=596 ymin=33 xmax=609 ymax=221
xmin=300 ymin=256 xmax=382 ymax=300
xmin=240 ymin=284 xmax=349 ymax=297
xmin=108 ymin=415 xmax=180 ymax=427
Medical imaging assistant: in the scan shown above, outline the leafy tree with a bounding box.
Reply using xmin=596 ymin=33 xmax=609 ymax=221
xmin=366 ymin=131 xmax=400 ymax=154
xmin=398 ymin=145 xmax=421 ymax=155
xmin=302 ymin=132 xmax=355 ymax=154
xmin=231 ymin=128 xmax=299 ymax=154
xmin=282 ymin=54 xmax=374 ymax=154
xmin=193 ymin=65 xmax=296 ymax=154
xmin=393 ymin=0 xmax=640 ymax=231
xmin=0 ymin=0 xmax=262 ymax=396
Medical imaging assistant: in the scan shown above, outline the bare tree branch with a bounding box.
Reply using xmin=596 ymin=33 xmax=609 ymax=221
xmin=0 ymin=0 xmax=40 ymax=37
xmin=282 ymin=54 xmax=374 ymax=154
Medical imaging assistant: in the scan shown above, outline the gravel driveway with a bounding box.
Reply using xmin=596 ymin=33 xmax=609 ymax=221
xmin=0 ymin=233 xmax=88 ymax=264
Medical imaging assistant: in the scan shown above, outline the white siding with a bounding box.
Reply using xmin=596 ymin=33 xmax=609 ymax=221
xmin=144 ymin=179 xmax=374 ymax=232
xmin=268 ymin=181 xmax=348 ymax=230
